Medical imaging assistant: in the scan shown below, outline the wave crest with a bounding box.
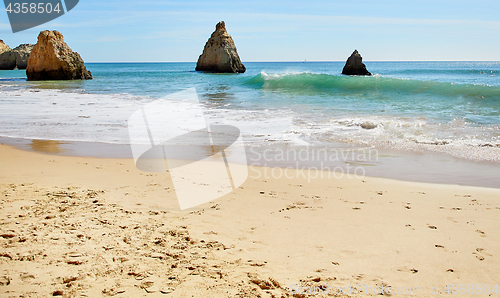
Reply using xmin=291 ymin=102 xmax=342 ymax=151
xmin=246 ymin=72 xmax=500 ymax=100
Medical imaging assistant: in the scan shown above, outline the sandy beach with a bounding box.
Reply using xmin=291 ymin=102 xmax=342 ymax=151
xmin=0 ymin=142 xmax=499 ymax=297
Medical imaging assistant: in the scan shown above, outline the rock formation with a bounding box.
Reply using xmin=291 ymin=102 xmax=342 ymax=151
xmin=0 ymin=40 xmax=9 ymax=53
xmin=0 ymin=40 xmax=16 ymax=70
xmin=196 ymin=21 xmax=246 ymax=73
xmin=13 ymin=44 xmax=35 ymax=70
xmin=0 ymin=41 xmax=35 ymax=70
xmin=342 ymin=50 xmax=371 ymax=76
xmin=26 ymin=30 xmax=92 ymax=81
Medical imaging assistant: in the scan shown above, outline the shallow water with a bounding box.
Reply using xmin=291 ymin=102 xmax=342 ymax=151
xmin=0 ymin=62 xmax=499 ymax=164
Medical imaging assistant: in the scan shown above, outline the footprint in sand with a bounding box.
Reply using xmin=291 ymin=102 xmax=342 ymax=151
xmin=0 ymin=276 xmax=10 ymax=286
xmin=475 ymin=230 xmax=486 ymax=237
xmin=472 ymin=248 xmax=491 ymax=261
xmin=396 ymin=267 xmax=418 ymax=274
xmin=19 ymin=272 xmax=35 ymax=281
xmin=476 ymin=248 xmax=492 ymax=256
xmin=160 ymin=287 xmax=175 ymax=294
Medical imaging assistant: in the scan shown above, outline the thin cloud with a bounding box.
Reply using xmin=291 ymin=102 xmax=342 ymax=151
xmin=227 ymin=12 xmax=500 ymax=28
xmin=47 ymin=10 xmax=500 ymax=31
xmin=84 ymin=36 xmax=128 ymax=43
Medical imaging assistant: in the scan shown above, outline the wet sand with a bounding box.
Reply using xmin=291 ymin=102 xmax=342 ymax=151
xmin=2 ymin=136 xmax=500 ymax=189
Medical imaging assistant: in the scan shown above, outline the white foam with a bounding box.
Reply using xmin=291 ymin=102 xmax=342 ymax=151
xmin=1 ymin=88 xmax=498 ymax=162
xmin=0 ymin=88 xmax=202 ymax=144
xmin=0 ymin=88 xmax=300 ymax=147
xmin=287 ymin=114 xmax=500 ymax=162
xmin=260 ymin=71 xmax=315 ymax=80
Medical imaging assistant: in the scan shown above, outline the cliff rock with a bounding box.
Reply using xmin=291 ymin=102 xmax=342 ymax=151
xmin=196 ymin=21 xmax=245 ymax=73
xmin=26 ymin=30 xmax=92 ymax=81
xmin=0 ymin=40 xmax=16 ymax=70
xmin=13 ymin=44 xmax=35 ymax=70
xmin=0 ymin=40 xmax=9 ymax=53
xmin=342 ymin=50 xmax=371 ymax=76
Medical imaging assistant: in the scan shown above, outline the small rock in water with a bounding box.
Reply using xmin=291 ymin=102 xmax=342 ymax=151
xmin=342 ymin=50 xmax=372 ymax=76
xmin=360 ymin=121 xmax=377 ymax=129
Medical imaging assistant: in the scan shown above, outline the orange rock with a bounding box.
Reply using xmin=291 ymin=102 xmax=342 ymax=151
xmin=26 ymin=30 xmax=92 ymax=81
xmin=196 ymin=22 xmax=245 ymax=73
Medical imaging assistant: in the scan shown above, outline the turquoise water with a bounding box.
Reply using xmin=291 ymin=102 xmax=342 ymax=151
xmin=0 ymin=61 xmax=499 ymax=162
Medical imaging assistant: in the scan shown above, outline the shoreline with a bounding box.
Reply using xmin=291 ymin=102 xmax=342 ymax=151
xmin=0 ymin=142 xmax=499 ymax=297
xmin=1 ymin=136 xmax=499 ymax=189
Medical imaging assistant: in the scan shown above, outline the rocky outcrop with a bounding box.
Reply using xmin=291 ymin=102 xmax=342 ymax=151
xmin=196 ymin=21 xmax=245 ymax=73
xmin=0 ymin=41 xmax=34 ymax=70
xmin=0 ymin=40 xmax=9 ymax=53
xmin=13 ymin=44 xmax=34 ymax=70
xmin=26 ymin=30 xmax=92 ymax=81
xmin=0 ymin=40 xmax=16 ymax=70
xmin=342 ymin=50 xmax=371 ymax=76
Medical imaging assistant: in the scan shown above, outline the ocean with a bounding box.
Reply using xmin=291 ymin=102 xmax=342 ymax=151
xmin=1 ymin=61 xmax=499 ymax=186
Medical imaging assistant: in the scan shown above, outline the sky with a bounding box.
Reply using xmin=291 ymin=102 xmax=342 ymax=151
xmin=1 ymin=0 xmax=499 ymax=62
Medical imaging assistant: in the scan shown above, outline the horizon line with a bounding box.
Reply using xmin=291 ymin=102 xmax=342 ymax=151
xmin=85 ymin=60 xmax=500 ymax=63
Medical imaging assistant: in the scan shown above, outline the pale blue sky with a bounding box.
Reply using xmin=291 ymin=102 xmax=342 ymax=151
xmin=1 ymin=0 xmax=499 ymax=62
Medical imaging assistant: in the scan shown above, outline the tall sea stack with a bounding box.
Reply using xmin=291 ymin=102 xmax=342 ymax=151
xmin=342 ymin=50 xmax=371 ymax=76
xmin=196 ymin=21 xmax=246 ymax=73
xmin=26 ymin=30 xmax=92 ymax=81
